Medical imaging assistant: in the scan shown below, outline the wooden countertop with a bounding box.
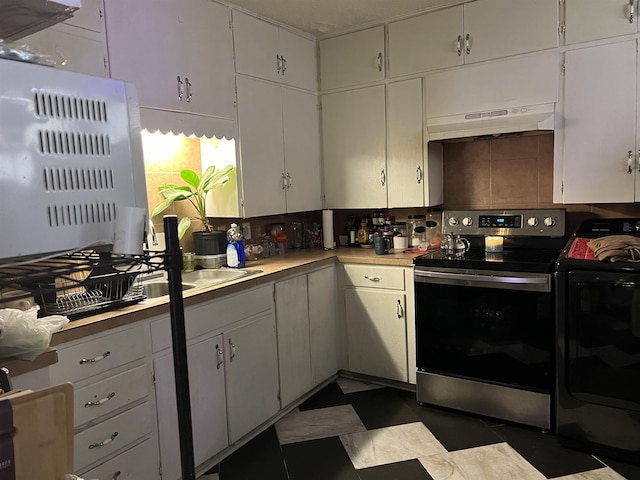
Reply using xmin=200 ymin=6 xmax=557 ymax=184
xmin=3 ymin=247 xmax=420 ymax=375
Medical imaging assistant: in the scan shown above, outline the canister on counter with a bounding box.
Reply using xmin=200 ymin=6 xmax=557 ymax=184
xmin=408 ymin=215 xmax=426 ymax=247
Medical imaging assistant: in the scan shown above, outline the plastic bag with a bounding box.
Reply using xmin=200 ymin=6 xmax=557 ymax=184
xmin=0 ymin=306 xmax=68 ymax=360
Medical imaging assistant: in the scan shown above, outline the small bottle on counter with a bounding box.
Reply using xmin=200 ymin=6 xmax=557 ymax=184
xmin=226 ymin=223 xmax=246 ymax=268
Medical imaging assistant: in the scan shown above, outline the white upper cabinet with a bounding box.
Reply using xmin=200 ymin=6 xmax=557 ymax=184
xmin=236 ymin=76 xmax=322 ymax=217
xmin=320 ymin=26 xmax=384 ymax=90
xmin=557 ymin=41 xmax=639 ymax=203
xmin=387 ymin=78 xmax=443 ymax=208
xmin=322 ymin=85 xmax=387 ymax=209
xmin=19 ymin=0 xmax=108 ymax=77
xmin=564 ymin=0 xmax=638 ymax=45
xmin=105 ymin=0 xmax=235 ymax=121
xmin=389 ymin=0 xmax=557 ymax=77
xmin=233 ymin=10 xmax=317 ymax=91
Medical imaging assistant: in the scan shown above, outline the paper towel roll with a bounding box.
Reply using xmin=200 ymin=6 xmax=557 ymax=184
xmin=322 ymin=209 xmax=335 ymax=250
xmin=113 ymin=206 xmax=147 ymax=256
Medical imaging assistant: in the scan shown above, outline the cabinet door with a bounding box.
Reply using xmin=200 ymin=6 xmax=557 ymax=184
xmin=463 ymin=0 xmax=558 ymax=64
xmin=387 ymin=78 xmax=424 ymax=208
xmin=560 ymin=41 xmax=637 ymax=203
xmin=345 ymin=289 xmax=408 ymax=382
xmin=322 ymin=85 xmax=387 ymax=209
xmin=225 ymin=313 xmax=280 ymax=443
xmin=65 ymin=0 xmax=104 ymax=33
xmin=233 ymin=10 xmax=280 ymax=82
xmin=236 ymin=76 xmax=286 ymax=217
xmin=320 ymin=26 xmax=384 ymax=90
xmin=275 ymin=275 xmax=312 ymax=407
xmin=154 ymin=335 xmax=228 ymax=480
xmin=279 ymin=28 xmax=318 ymax=90
xmin=180 ymin=0 xmax=236 ymax=119
xmin=309 ymin=267 xmax=339 ymax=386
xmin=283 ymin=88 xmax=323 ymax=213
xmin=106 ymin=0 xmax=181 ymax=111
xmin=388 ymin=6 xmax=463 ymax=77
xmin=565 ymin=0 xmax=638 ymax=45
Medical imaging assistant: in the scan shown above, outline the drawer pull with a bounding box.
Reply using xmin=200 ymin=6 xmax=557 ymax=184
xmin=84 ymin=392 xmax=115 ymax=408
xmin=112 ymin=471 xmax=121 ymax=480
xmin=88 ymin=431 xmax=119 ymax=449
xmin=396 ymin=300 xmax=404 ymax=319
xmin=364 ymin=275 xmax=381 ymax=282
xmin=80 ymin=351 xmax=111 ymax=364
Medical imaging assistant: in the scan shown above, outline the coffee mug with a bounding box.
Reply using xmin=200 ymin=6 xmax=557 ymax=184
xmin=374 ymin=236 xmax=390 ymax=255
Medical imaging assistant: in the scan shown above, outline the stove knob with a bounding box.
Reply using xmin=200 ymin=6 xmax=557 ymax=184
xmin=543 ymin=216 xmax=555 ymax=227
xmin=448 ymin=217 xmax=459 ymax=226
xmin=527 ymin=217 xmax=539 ymax=227
xmin=462 ymin=217 xmax=473 ymax=227
xmin=635 ymin=221 xmax=640 ymax=232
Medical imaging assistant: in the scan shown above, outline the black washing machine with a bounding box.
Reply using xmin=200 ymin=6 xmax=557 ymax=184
xmin=556 ymin=218 xmax=640 ymax=464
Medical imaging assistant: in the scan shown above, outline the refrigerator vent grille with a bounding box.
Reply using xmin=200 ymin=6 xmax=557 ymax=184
xmin=43 ymin=168 xmax=115 ymax=192
xmin=33 ymin=90 xmax=108 ymax=122
xmin=47 ymin=202 xmax=116 ymax=228
xmin=37 ymin=130 xmax=111 ymax=157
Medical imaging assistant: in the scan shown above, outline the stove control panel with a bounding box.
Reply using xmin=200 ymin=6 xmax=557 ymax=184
xmin=443 ymin=209 xmax=565 ymax=237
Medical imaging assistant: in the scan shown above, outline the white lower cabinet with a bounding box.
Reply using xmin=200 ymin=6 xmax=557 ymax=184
xmin=80 ymin=438 xmax=157 ymax=480
xmin=343 ymin=264 xmax=410 ymax=383
xmin=275 ymin=265 xmax=339 ymax=407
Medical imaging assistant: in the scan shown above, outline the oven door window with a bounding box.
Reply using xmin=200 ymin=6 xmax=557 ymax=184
xmin=415 ymin=281 xmax=552 ymax=392
xmin=566 ymin=271 xmax=640 ymax=412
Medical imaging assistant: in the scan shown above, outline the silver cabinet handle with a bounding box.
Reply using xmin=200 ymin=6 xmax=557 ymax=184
xmin=630 ymin=0 xmax=635 ymax=23
xmin=416 ymin=165 xmax=423 ymax=184
xmin=396 ymin=299 xmax=403 ymax=319
xmin=465 ymin=33 xmax=471 ymax=55
xmin=628 ymin=150 xmax=634 ymax=174
xmin=281 ymin=56 xmax=287 ymax=74
xmin=216 ymin=343 xmax=223 ymax=370
xmin=364 ymin=275 xmax=381 ymax=282
xmin=282 ymin=172 xmax=287 ymax=190
xmin=177 ymin=75 xmax=184 ymax=101
xmin=185 ymin=77 xmax=192 ymax=103
xmin=80 ymin=351 xmax=110 ymax=364
xmin=380 ymin=169 xmax=386 ymax=186
xmin=286 ymin=172 xmax=292 ymax=189
xmin=377 ymin=52 xmax=383 ymax=72
xmin=456 ymin=35 xmax=462 ymax=56
xmin=88 ymin=431 xmax=118 ymax=449
xmin=84 ymin=392 xmax=115 ymax=408
xmin=637 ymin=150 xmax=640 ymax=172
xmin=229 ymin=338 xmax=236 ymax=362
xmin=276 ymin=54 xmax=282 ymax=74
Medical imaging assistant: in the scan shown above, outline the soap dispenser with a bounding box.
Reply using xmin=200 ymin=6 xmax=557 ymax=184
xmin=226 ymin=223 xmax=245 ymax=268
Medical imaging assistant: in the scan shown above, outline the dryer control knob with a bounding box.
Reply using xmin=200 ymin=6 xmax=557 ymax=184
xmin=527 ymin=217 xmax=539 ymax=227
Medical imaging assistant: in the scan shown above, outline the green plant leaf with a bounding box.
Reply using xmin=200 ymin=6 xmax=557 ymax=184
xmin=203 ymin=165 xmax=234 ymax=193
xmin=180 ymin=169 xmax=201 ymax=189
xmin=177 ymin=217 xmax=191 ymax=240
xmin=150 ymin=197 xmax=175 ymax=218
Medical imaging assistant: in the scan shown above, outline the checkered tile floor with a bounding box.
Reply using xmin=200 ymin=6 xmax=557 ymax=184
xmin=203 ymin=378 xmax=640 ymax=480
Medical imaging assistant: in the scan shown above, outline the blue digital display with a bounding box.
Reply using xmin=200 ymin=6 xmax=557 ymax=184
xmin=479 ymin=215 xmax=521 ymax=228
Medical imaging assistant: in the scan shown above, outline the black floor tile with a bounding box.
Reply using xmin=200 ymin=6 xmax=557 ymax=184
xmin=348 ymin=388 xmax=421 ymax=430
xmin=298 ymin=381 xmax=350 ymax=411
xmin=282 ymin=436 xmax=360 ymax=480
xmin=356 ymin=459 xmax=434 ymax=480
xmin=412 ymin=404 xmax=503 ymax=452
xmin=493 ymin=423 xmax=604 ymax=479
xmin=597 ymin=455 xmax=640 ymax=480
xmin=219 ymin=427 xmax=288 ymax=480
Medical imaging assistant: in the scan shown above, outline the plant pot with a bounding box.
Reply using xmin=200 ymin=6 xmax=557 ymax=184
xmin=193 ymin=230 xmax=227 ymax=256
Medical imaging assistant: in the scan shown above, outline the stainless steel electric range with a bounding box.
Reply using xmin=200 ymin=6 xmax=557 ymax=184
xmin=414 ymin=208 xmax=566 ymax=429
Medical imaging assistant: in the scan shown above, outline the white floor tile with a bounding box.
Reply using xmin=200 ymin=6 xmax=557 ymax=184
xmin=341 ymin=422 xmax=447 ymax=469
xmin=337 ymin=377 xmax=384 ymax=394
xmin=275 ymin=404 xmax=366 ymax=444
xmin=419 ymin=443 xmax=547 ymax=480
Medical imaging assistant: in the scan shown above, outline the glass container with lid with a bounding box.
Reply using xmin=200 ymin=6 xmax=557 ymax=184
xmin=408 ymin=215 xmax=426 ymax=247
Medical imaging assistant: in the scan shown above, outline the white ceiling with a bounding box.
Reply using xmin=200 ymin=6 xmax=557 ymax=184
xmin=224 ymin=0 xmax=469 ymax=37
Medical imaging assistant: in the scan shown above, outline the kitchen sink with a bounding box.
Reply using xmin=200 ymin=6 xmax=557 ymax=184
xmin=182 ymin=268 xmax=262 ymax=284
xmin=142 ymin=281 xmax=197 ymax=299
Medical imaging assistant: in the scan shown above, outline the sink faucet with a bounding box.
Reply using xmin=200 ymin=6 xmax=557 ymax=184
xmin=147 ymin=219 xmax=159 ymax=248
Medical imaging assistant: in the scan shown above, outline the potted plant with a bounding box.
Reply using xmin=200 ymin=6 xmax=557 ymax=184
xmin=151 ymin=165 xmax=234 ymax=254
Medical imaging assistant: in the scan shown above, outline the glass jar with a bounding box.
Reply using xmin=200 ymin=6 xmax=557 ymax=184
xmin=390 ymin=222 xmax=407 ymax=237
xmin=408 ymin=215 xmax=426 ymax=247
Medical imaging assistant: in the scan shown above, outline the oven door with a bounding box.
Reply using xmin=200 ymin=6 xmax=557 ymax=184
xmin=415 ymin=267 xmax=553 ymax=392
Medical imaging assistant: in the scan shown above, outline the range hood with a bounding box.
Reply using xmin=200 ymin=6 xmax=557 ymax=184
xmin=427 ymin=103 xmax=555 ymax=141
xmin=0 ymin=0 xmax=79 ymax=41
xmin=425 ymin=52 xmax=559 ymax=141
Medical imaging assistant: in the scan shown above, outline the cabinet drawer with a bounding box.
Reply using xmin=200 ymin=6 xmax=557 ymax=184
xmin=74 ymin=401 xmax=152 ymax=471
xmin=74 ymin=364 xmax=151 ymax=427
xmin=343 ymin=264 xmax=405 ymax=290
xmin=80 ymin=438 xmax=158 ymax=480
xmin=51 ymin=325 xmax=146 ymax=384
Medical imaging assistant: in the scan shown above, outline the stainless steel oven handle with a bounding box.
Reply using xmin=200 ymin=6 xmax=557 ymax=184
xmin=414 ymin=269 xmax=549 ymax=291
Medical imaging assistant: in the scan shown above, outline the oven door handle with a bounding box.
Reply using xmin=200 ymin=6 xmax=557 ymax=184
xmin=414 ymin=270 xmax=550 ymax=292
